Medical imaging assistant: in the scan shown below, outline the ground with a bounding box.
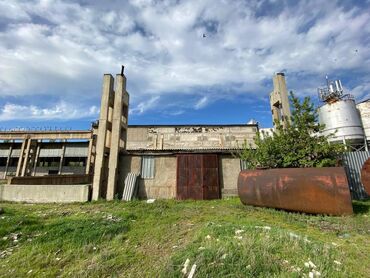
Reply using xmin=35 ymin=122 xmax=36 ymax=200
xmin=0 ymin=198 xmax=369 ymax=277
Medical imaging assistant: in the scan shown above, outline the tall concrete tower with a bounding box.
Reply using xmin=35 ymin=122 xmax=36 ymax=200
xmin=269 ymin=73 xmax=291 ymax=128
xmin=92 ymin=67 xmax=129 ymax=200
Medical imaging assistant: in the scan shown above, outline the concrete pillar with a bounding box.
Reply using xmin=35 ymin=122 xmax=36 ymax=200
xmin=85 ymin=138 xmax=93 ymax=175
xmin=16 ymin=139 xmax=27 ymax=177
xmin=106 ymin=74 xmax=126 ymax=200
xmin=58 ymin=143 xmax=66 ymax=175
xmin=92 ymin=74 xmax=114 ymax=200
xmin=3 ymin=145 xmax=13 ymax=179
xmin=21 ymin=139 xmax=32 ymax=176
xmin=270 ymin=73 xmax=291 ymax=128
xmin=33 ymin=142 xmax=41 ymax=176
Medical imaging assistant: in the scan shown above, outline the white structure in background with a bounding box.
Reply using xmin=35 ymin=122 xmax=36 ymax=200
xmin=317 ymin=77 xmax=368 ymax=151
xmin=357 ymin=99 xmax=370 ymax=147
xmin=259 ymin=128 xmax=274 ymax=139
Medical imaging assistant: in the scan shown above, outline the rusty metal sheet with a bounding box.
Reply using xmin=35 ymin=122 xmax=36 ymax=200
xmin=238 ymin=167 xmax=353 ymax=215
xmin=202 ymin=155 xmax=220 ymax=200
xmin=176 ymin=154 xmax=220 ymax=200
xmin=361 ymin=157 xmax=370 ymax=195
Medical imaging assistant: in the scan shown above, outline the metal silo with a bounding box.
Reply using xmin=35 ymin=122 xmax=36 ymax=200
xmin=357 ymin=99 xmax=370 ymax=146
xmin=317 ymin=78 xmax=366 ymax=151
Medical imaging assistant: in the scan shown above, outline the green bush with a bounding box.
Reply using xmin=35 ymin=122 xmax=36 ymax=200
xmin=239 ymin=92 xmax=344 ymax=169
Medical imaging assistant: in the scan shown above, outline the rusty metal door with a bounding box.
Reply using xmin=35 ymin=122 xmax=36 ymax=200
xmin=177 ymin=154 xmax=220 ymax=200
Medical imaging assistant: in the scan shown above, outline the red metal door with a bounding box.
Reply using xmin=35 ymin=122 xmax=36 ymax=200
xmin=202 ymin=154 xmax=220 ymax=199
xmin=177 ymin=154 xmax=220 ymax=200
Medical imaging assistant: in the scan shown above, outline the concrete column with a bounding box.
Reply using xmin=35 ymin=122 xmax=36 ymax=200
xmin=58 ymin=143 xmax=66 ymax=175
xmin=92 ymin=74 xmax=114 ymax=200
xmin=3 ymin=145 xmax=13 ymax=179
xmin=32 ymin=143 xmax=41 ymax=176
xmin=85 ymin=138 xmax=93 ymax=175
xmin=106 ymin=74 xmax=126 ymax=200
xmin=16 ymin=139 xmax=27 ymax=177
xmin=21 ymin=139 xmax=32 ymax=176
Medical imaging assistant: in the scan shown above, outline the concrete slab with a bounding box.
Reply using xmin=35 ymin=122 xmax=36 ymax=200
xmin=0 ymin=184 xmax=90 ymax=203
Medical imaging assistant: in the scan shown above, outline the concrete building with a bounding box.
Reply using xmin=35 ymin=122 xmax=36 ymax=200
xmin=120 ymin=125 xmax=257 ymax=199
xmin=0 ymin=130 xmax=92 ymax=179
xmin=0 ymin=68 xmax=257 ymax=202
xmin=270 ymin=73 xmax=291 ymax=128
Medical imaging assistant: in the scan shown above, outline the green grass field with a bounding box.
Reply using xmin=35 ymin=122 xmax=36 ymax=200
xmin=0 ymin=198 xmax=369 ymax=277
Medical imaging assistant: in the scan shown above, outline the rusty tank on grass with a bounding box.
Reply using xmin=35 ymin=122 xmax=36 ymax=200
xmin=237 ymin=167 xmax=353 ymax=215
xmin=361 ymin=157 xmax=370 ymax=195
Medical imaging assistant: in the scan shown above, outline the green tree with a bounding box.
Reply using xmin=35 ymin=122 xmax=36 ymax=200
xmin=239 ymin=92 xmax=344 ymax=169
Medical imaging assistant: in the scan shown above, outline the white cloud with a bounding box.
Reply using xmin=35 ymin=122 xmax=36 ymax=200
xmin=129 ymin=95 xmax=160 ymax=115
xmin=194 ymin=96 xmax=208 ymax=110
xmin=0 ymin=101 xmax=99 ymax=121
xmin=0 ymin=0 xmax=369 ymax=117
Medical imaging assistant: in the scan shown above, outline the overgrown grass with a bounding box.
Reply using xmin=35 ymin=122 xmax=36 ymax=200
xmin=0 ymin=199 xmax=369 ymax=277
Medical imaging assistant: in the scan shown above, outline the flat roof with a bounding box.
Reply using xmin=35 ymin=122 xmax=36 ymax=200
xmin=127 ymin=124 xmax=258 ymax=128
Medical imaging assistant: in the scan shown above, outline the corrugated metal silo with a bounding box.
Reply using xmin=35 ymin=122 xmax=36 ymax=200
xmin=317 ymin=78 xmax=366 ymax=149
xmin=357 ymin=99 xmax=370 ymax=143
xmin=318 ymin=98 xmax=365 ymax=143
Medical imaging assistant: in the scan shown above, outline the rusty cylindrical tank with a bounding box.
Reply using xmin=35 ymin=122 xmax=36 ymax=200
xmin=361 ymin=157 xmax=370 ymax=195
xmin=238 ymin=167 xmax=353 ymax=215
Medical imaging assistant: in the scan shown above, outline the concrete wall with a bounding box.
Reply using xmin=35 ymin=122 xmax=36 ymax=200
xmin=127 ymin=125 xmax=257 ymax=151
xmin=119 ymin=155 xmax=177 ymax=199
xmin=219 ymin=155 xmax=241 ymax=197
xmin=120 ymin=154 xmax=241 ymax=199
xmin=0 ymin=184 xmax=90 ymax=203
xmin=0 ymin=167 xmax=17 ymax=179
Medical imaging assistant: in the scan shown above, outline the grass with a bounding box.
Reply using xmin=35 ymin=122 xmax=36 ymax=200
xmin=0 ymin=198 xmax=369 ymax=277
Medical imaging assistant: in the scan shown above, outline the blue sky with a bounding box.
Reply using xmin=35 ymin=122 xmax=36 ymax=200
xmin=0 ymin=0 xmax=369 ymax=130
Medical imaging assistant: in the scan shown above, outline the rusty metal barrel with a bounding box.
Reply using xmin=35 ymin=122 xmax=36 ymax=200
xmin=237 ymin=167 xmax=353 ymax=215
xmin=361 ymin=157 xmax=370 ymax=195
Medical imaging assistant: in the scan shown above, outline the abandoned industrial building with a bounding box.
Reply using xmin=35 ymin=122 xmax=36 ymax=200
xmin=0 ymin=69 xmax=369 ymax=203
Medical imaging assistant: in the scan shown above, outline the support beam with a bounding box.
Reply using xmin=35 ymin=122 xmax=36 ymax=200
xmin=86 ymin=138 xmax=93 ymax=175
xmin=21 ymin=139 xmax=32 ymax=176
xmin=92 ymin=74 xmax=114 ymax=200
xmin=3 ymin=145 xmax=13 ymax=179
xmin=16 ymin=139 xmax=27 ymax=177
xmin=107 ymin=74 xmax=127 ymax=200
xmin=58 ymin=143 xmax=66 ymax=175
xmin=33 ymin=143 xmax=41 ymax=176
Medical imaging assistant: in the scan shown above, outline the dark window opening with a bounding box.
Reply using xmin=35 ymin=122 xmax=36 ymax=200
xmin=9 ymin=158 xmax=19 ymax=167
xmin=0 ymin=157 xmax=7 ymax=167
xmin=63 ymin=157 xmax=86 ymax=167
xmin=37 ymin=157 xmax=60 ymax=167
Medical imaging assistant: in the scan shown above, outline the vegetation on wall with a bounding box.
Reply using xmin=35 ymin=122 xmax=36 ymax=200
xmin=239 ymin=92 xmax=344 ymax=169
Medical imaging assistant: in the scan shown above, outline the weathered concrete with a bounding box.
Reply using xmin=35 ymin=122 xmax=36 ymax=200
xmin=120 ymin=155 xmax=176 ymax=199
xmin=219 ymin=155 xmax=240 ymax=197
xmin=270 ymin=73 xmax=291 ymax=128
xmin=0 ymin=130 xmax=91 ymax=140
xmin=92 ymin=71 xmax=129 ymax=201
xmin=107 ymin=74 xmax=129 ymax=200
xmin=0 ymin=184 xmax=90 ymax=203
xmin=8 ymin=174 xmax=91 ymax=185
xmin=127 ymin=125 xmax=257 ymax=151
xmin=92 ymin=74 xmax=114 ymax=200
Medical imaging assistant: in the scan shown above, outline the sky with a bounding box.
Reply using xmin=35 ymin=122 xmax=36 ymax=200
xmin=0 ymin=0 xmax=369 ymax=131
